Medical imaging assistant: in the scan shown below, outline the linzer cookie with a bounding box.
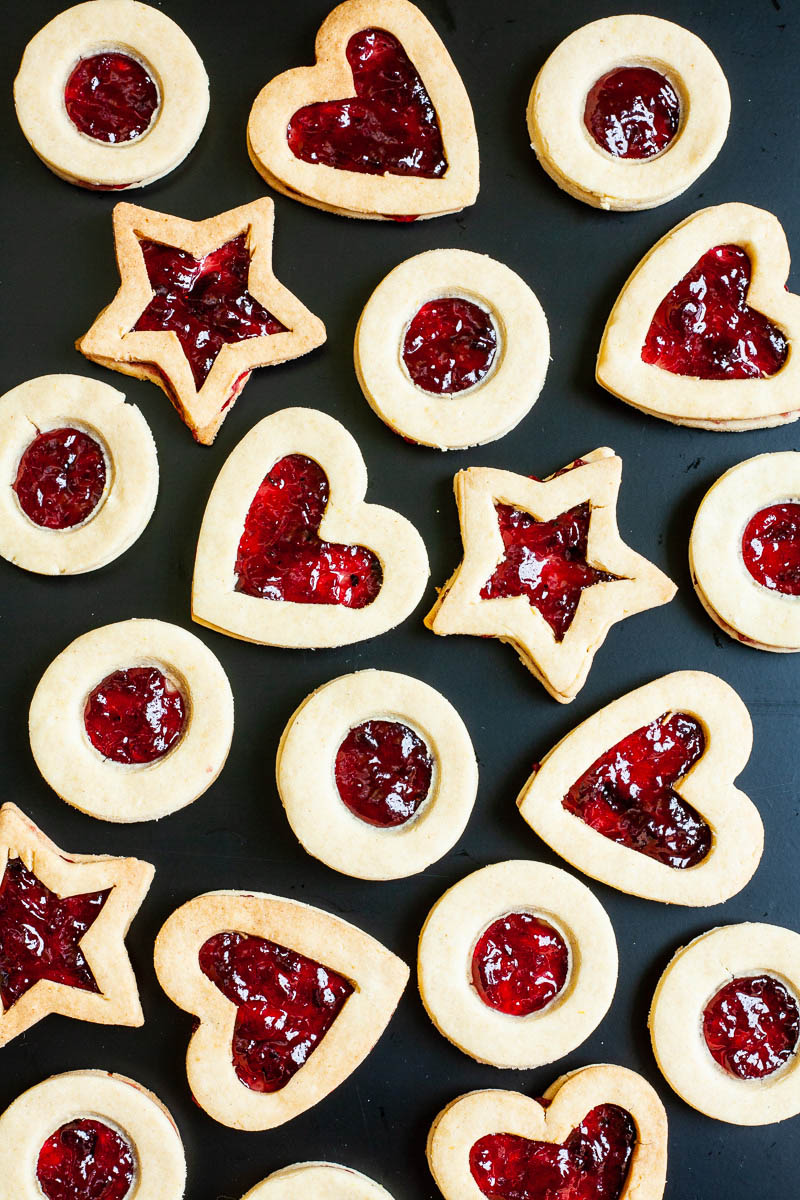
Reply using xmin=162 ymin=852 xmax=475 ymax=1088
xmin=240 ymin=1163 xmax=395 ymax=1200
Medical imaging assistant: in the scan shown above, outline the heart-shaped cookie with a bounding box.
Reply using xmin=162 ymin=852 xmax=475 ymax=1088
xmin=247 ymin=0 xmax=479 ymax=220
xmin=192 ymin=407 xmax=429 ymax=647
xmin=517 ymin=671 xmax=763 ymax=905
xmin=427 ymin=1064 xmax=667 ymax=1200
xmin=597 ymin=203 xmax=800 ymax=429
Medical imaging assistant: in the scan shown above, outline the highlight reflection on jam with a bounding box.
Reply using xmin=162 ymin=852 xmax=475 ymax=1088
xmin=198 ymin=931 xmax=353 ymax=1092
xmin=13 ymin=427 xmax=106 ymax=529
xmin=402 ymin=298 xmax=497 ymax=394
xmin=642 ymin=245 xmax=789 ymax=380
xmin=334 ymin=719 xmax=433 ymax=827
xmin=287 ymin=28 xmax=446 ymax=178
xmin=480 ymin=501 xmax=620 ymax=641
xmin=234 ymin=454 xmax=383 ymax=606
xmin=37 ymin=1118 xmax=135 ymax=1200
xmin=470 ymin=1103 xmax=637 ymax=1200
xmin=703 ymin=974 xmax=800 ymax=1080
xmin=472 ymin=912 xmax=569 ymax=1016
xmin=584 ymin=66 xmax=680 ymax=159
xmin=562 ymin=712 xmax=711 ymax=869
xmin=741 ymin=503 xmax=800 ymax=595
xmin=0 ymin=857 xmax=109 ymax=1010
xmin=64 ymin=52 xmax=158 ymax=144
xmin=83 ymin=667 xmax=186 ymax=765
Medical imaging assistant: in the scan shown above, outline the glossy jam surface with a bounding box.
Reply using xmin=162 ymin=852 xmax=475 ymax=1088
xmin=642 ymin=245 xmax=789 ymax=380
xmin=64 ymin=52 xmax=158 ymax=144
xmin=703 ymin=974 xmax=800 ymax=1080
xmin=37 ymin=1119 xmax=135 ymax=1200
xmin=13 ymin=427 xmax=106 ymax=529
xmin=584 ymin=66 xmax=680 ymax=159
xmin=562 ymin=712 xmax=710 ymax=869
xmin=83 ymin=667 xmax=186 ymax=765
xmin=480 ymin=501 xmax=620 ymax=641
xmin=235 ymin=454 xmax=382 ymax=606
xmin=471 ymin=912 xmax=569 ymax=1016
xmin=133 ymin=233 xmax=286 ymax=390
xmin=402 ymin=298 xmax=498 ymax=394
xmin=742 ymin=503 xmax=800 ymax=595
xmin=334 ymin=719 xmax=434 ymax=827
xmin=470 ymin=1104 xmax=637 ymax=1200
xmin=198 ymin=931 xmax=353 ymax=1092
xmin=0 ymin=857 xmax=109 ymax=1010
xmin=287 ymin=28 xmax=446 ymax=178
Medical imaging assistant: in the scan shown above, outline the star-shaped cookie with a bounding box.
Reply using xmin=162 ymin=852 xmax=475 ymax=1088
xmin=0 ymin=803 xmax=154 ymax=1045
xmin=425 ymin=449 xmax=676 ymax=701
xmin=77 ymin=199 xmax=326 ymax=444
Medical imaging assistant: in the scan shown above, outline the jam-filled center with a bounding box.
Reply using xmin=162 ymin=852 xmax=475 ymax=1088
xmin=83 ymin=666 xmax=186 ymax=766
xmin=471 ymin=912 xmax=569 ymax=1016
xmin=334 ymin=719 xmax=433 ymax=827
xmin=234 ymin=453 xmax=383 ymax=607
xmin=584 ymin=65 xmax=680 ymax=160
xmin=13 ymin=427 xmax=107 ymax=530
xmin=402 ymin=297 xmax=498 ymax=394
xmin=562 ymin=712 xmax=711 ymax=869
xmin=703 ymin=974 xmax=800 ymax=1080
xmin=470 ymin=1103 xmax=637 ymax=1200
xmin=741 ymin=503 xmax=800 ymax=595
xmin=198 ymin=930 xmax=354 ymax=1092
xmin=287 ymin=27 xmax=447 ymax=178
xmin=37 ymin=1118 xmax=135 ymax=1200
xmin=64 ymin=52 xmax=158 ymax=144
xmin=0 ymin=857 xmax=109 ymax=1011
xmin=642 ymin=244 xmax=789 ymax=380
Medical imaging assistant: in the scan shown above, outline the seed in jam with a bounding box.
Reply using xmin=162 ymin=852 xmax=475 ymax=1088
xmin=470 ymin=1103 xmax=637 ymax=1200
xmin=37 ymin=1118 xmax=135 ymax=1200
xmin=562 ymin=712 xmax=711 ymax=869
xmin=471 ymin=912 xmax=569 ymax=1016
xmin=402 ymin=298 xmax=498 ymax=394
xmin=0 ymin=857 xmax=109 ymax=1011
xmin=13 ymin=427 xmax=106 ymax=530
xmin=198 ymin=930 xmax=353 ymax=1092
xmin=334 ymin=719 xmax=433 ymax=827
xmin=64 ymin=52 xmax=158 ymax=144
xmin=83 ymin=666 xmax=186 ymax=765
xmin=133 ymin=233 xmax=287 ymax=391
xmin=642 ymin=244 xmax=789 ymax=379
xmin=480 ymin=501 xmax=621 ymax=641
xmin=584 ymin=66 xmax=680 ymax=159
xmin=287 ymin=28 xmax=447 ymax=178
xmin=741 ymin=503 xmax=800 ymax=595
xmin=235 ymin=453 xmax=383 ymax=607
xmin=703 ymin=974 xmax=800 ymax=1080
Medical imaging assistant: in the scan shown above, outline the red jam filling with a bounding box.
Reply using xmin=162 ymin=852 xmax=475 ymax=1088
xmin=287 ymin=28 xmax=446 ymax=178
xmin=0 ymin=857 xmax=109 ymax=1011
xmin=133 ymin=234 xmax=287 ymax=391
xmin=562 ymin=712 xmax=711 ymax=869
xmin=584 ymin=66 xmax=680 ymax=159
xmin=402 ymin=298 xmax=497 ymax=394
xmin=470 ymin=1104 xmax=637 ymax=1200
xmin=13 ymin=427 xmax=106 ymax=529
xmin=334 ymin=719 xmax=434 ymax=827
xmin=742 ymin=503 xmax=800 ymax=595
xmin=37 ymin=1119 xmax=135 ymax=1200
xmin=480 ymin=501 xmax=621 ymax=641
xmin=64 ymin=52 xmax=158 ymax=144
xmin=198 ymin=931 xmax=354 ymax=1092
xmin=642 ymin=245 xmax=789 ymax=379
xmin=471 ymin=912 xmax=569 ymax=1016
xmin=703 ymin=974 xmax=800 ymax=1080
xmin=83 ymin=666 xmax=186 ymax=765
xmin=235 ymin=453 xmax=383 ymax=606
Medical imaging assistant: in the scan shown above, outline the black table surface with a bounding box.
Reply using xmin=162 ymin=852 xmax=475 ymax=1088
xmin=1 ymin=1 xmax=799 ymax=1197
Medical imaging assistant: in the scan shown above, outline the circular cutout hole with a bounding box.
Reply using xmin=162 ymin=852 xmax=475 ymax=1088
xmin=401 ymin=296 xmax=499 ymax=395
xmin=470 ymin=911 xmax=570 ymax=1016
xmin=83 ymin=665 xmax=187 ymax=765
xmin=64 ymin=51 xmax=159 ymax=144
xmin=583 ymin=65 xmax=681 ymax=159
xmin=334 ymin=718 xmax=434 ymax=828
